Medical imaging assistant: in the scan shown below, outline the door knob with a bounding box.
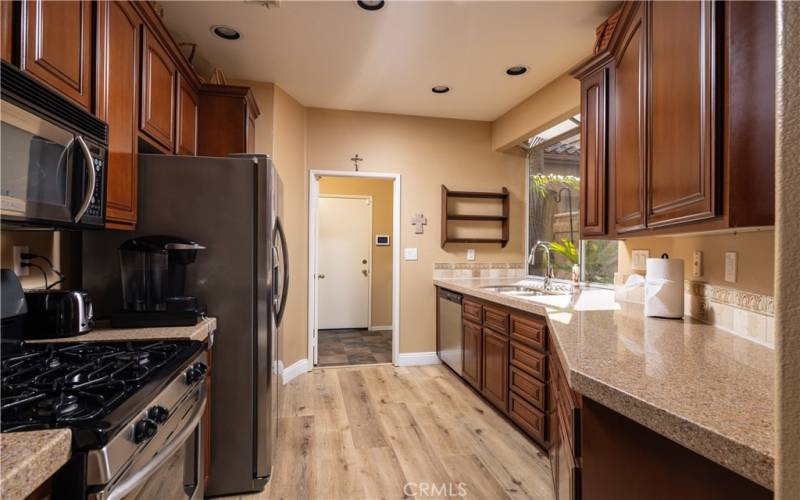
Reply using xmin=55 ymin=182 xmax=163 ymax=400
xmin=362 ymin=269 xmax=368 ymax=277
xmin=362 ymin=259 xmax=367 ymax=264
xmin=318 ymin=273 xmax=326 ymax=279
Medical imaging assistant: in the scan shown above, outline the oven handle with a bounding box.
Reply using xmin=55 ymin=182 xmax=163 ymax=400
xmin=106 ymin=394 xmax=207 ymax=500
xmin=73 ymin=135 xmax=96 ymax=222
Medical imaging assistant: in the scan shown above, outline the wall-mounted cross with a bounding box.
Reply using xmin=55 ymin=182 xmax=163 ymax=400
xmin=350 ymin=154 xmax=363 ymax=171
xmin=411 ymin=213 xmax=428 ymax=234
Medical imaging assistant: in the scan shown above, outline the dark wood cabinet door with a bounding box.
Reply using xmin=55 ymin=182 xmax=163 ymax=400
xmin=140 ymin=26 xmax=176 ymax=151
xmin=176 ymin=74 xmax=198 ymax=155
xmin=481 ymin=328 xmax=509 ymax=412
xmin=647 ymin=0 xmax=717 ymax=227
xmin=20 ymin=0 xmax=92 ymax=110
xmin=580 ymin=66 xmax=609 ymax=237
xmin=462 ymin=320 xmax=482 ymax=391
xmin=96 ymin=0 xmax=140 ymax=227
xmin=612 ymin=2 xmax=646 ymax=234
xmin=1 ymin=0 xmax=12 ymax=63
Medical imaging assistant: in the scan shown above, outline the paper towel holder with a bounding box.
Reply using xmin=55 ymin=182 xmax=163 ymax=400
xmin=660 ymin=253 xmax=669 ymax=259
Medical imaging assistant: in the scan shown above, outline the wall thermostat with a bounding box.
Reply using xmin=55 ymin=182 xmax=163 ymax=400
xmin=375 ymin=235 xmax=391 ymax=246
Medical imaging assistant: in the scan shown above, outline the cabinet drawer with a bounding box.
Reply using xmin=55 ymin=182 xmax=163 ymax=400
xmin=463 ymin=299 xmax=482 ymax=324
xmin=509 ymin=391 xmax=547 ymax=444
xmin=510 ymin=314 xmax=547 ymax=351
xmin=510 ymin=366 xmax=546 ymax=411
xmin=484 ymin=305 xmax=509 ymax=334
xmin=510 ymin=340 xmax=546 ymax=381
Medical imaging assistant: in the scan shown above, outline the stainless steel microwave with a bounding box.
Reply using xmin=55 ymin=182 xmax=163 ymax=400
xmin=1 ymin=61 xmax=108 ymax=229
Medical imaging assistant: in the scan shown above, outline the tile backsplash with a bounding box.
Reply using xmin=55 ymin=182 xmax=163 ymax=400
xmin=614 ymin=273 xmax=775 ymax=347
xmin=433 ymin=262 xmax=525 ymax=279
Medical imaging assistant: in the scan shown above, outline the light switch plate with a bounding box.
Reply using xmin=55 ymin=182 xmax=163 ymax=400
xmin=631 ymin=249 xmax=649 ymax=271
xmin=692 ymin=251 xmax=703 ymax=278
xmin=13 ymin=246 xmax=29 ymax=277
xmin=466 ymin=249 xmax=476 ymax=261
xmin=404 ymin=248 xmax=418 ymax=261
xmin=725 ymin=251 xmax=737 ymax=283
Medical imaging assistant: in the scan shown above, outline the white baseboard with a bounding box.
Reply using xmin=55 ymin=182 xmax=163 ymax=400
xmin=368 ymin=325 xmax=393 ymax=332
xmin=281 ymin=358 xmax=310 ymax=385
xmin=397 ymin=351 xmax=441 ymax=367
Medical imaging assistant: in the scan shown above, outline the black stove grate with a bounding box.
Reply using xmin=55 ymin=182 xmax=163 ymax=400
xmin=1 ymin=341 xmax=182 ymax=432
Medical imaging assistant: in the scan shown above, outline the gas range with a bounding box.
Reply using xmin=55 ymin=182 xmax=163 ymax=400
xmin=0 ymin=340 xmax=208 ymax=499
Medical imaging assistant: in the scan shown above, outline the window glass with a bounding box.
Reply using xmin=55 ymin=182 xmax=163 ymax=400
xmin=526 ymin=123 xmax=618 ymax=285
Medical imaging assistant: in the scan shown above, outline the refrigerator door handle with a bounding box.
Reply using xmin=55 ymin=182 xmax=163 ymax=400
xmin=274 ymin=216 xmax=289 ymax=327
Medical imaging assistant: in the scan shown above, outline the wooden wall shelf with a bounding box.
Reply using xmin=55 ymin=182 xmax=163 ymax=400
xmin=441 ymin=185 xmax=509 ymax=248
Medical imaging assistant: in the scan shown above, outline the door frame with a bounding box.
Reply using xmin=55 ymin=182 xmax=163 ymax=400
xmin=317 ymin=194 xmax=373 ymax=331
xmin=308 ymin=170 xmax=401 ymax=366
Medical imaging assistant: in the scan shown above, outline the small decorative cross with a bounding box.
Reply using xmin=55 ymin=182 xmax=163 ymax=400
xmin=411 ymin=213 xmax=428 ymax=234
xmin=350 ymin=154 xmax=363 ymax=171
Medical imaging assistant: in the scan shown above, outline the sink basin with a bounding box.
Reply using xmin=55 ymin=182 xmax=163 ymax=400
xmin=481 ymin=284 xmax=572 ymax=297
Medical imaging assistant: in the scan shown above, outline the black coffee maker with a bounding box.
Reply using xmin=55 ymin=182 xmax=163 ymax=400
xmin=111 ymin=236 xmax=206 ymax=328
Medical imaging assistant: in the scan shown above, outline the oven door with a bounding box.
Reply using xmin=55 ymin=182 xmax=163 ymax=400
xmin=92 ymin=386 xmax=206 ymax=500
xmin=0 ymin=99 xmax=96 ymax=226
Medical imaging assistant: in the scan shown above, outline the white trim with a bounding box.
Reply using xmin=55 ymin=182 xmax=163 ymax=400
xmin=368 ymin=325 xmax=393 ymax=332
xmin=309 ymin=169 xmax=402 ymax=368
xmin=281 ymin=358 xmax=310 ymax=385
xmin=318 ymin=194 xmax=373 ymax=330
xmin=397 ymin=352 xmax=441 ymax=367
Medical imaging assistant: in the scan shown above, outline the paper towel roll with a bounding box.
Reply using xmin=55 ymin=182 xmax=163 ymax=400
xmin=645 ymin=256 xmax=684 ymax=318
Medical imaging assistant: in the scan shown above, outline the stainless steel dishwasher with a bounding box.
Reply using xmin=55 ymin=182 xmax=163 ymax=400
xmin=438 ymin=288 xmax=463 ymax=375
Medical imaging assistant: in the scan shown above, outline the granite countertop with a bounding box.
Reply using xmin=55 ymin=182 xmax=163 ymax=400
xmin=434 ymin=277 xmax=775 ymax=490
xmin=0 ymin=430 xmax=72 ymax=500
xmin=29 ymin=316 xmax=217 ymax=344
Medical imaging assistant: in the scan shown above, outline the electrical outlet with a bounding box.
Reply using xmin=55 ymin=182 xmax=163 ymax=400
xmin=725 ymin=251 xmax=738 ymax=283
xmin=404 ymin=248 xmax=418 ymax=261
xmin=13 ymin=246 xmax=29 ymax=277
xmin=466 ymin=249 xmax=476 ymax=261
xmin=692 ymin=251 xmax=703 ymax=278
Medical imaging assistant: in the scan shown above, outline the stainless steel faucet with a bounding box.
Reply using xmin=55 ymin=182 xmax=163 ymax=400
xmin=529 ymin=241 xmax=554 ymax=290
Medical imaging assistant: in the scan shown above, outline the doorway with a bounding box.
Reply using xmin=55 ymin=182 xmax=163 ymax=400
xmin=308 ymin=170 xmax=401 ymax=367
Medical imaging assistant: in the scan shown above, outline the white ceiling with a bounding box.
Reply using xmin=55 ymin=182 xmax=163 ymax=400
xmin=161 ymin=0 xmax=617 ymax=121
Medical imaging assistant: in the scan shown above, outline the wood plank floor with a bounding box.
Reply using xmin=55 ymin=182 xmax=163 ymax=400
xmin=225 ymin=364 xmax=554 ymax=500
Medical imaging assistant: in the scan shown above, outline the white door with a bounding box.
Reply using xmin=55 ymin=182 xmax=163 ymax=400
xmin=318 ymin=196 xmax=371 ymax=329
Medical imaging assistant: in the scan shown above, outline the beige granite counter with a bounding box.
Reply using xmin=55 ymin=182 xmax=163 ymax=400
xmin=0 ymin=429 xmax=72 ymax=500
xmin=30 ymin=317 xmax=217 ymax=344
xmin=434 ymin=277 xmax=775 ymax=490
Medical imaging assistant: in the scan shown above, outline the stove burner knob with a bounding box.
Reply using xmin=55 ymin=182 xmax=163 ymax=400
xmin=185 ymin=366 xmax=203 ymax=384
xmin=148 ymin=405 xmax=169 ymax=424
xmin=134 ymin=418 xmax=158 ymax=443
xmin=193 ymin=362 xmax=208 ymax=375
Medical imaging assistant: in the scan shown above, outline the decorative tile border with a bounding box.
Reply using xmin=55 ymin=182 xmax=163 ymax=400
xmin=433 ymin=262 xmax=525 ymax=279
xmin=614 ymin=273 xmax=775 ymax=348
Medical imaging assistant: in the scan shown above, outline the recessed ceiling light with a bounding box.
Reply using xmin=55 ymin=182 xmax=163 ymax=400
xmin=357 ymin=0 xmax=385 ymax=11
xmin=211 ymin=25 xmax=241 ymax=41
xmin=506 ymin=65 xmax=528 ymax=76
xmin=432 ymin=86 xmax=450 ymax=94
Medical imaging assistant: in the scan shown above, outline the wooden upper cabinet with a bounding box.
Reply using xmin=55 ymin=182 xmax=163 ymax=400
xmin=482 ymin=328 xmax=509 ymax=413
xmin=1 ymin=0 xmax=13 ymax=63
xmin=176 ymin=74 xmax=199 ymax=155
xmin=578 ymin=64 xmax=609 ymax=237
xmin=140 ymin=26 xmax=176 ymax=151
xmin=198 ymin=84 xmax=261 ymax=156
xmin=647 ymin=1 xmax=717 ymax=228
xmin=96 ymin=1 xmax=141 ymax=228
xmin=20 ymin=0 xmax=93 ymax=110
xmin=611 ymin=2 xmax=646 ymax=234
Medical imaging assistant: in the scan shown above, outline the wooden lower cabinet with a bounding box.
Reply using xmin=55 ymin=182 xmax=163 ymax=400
xmin=481 ymin=328 xmax=509 ymax=412
xmin=462 ymin=320 xmax=482 ymax=391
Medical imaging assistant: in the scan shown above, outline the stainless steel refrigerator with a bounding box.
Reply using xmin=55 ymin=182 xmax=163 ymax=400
xmin=82 ymin=154 xmax=288 ymax=497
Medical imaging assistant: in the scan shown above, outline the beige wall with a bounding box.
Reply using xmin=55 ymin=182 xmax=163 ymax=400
xmin=307 ymin=108 xmax=525 ymax=355
xmin=0 ymin=231 xmax=63 ymax=289
xmin=319 ymin=177 xmax=394 ymax=327
xmin=776 ymin=1 xmax=800 ymax=496
xmin=618 ymin=230 xmax=775 ymax=296
xmin=491 ymin=73 xmax=580 ymax=152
